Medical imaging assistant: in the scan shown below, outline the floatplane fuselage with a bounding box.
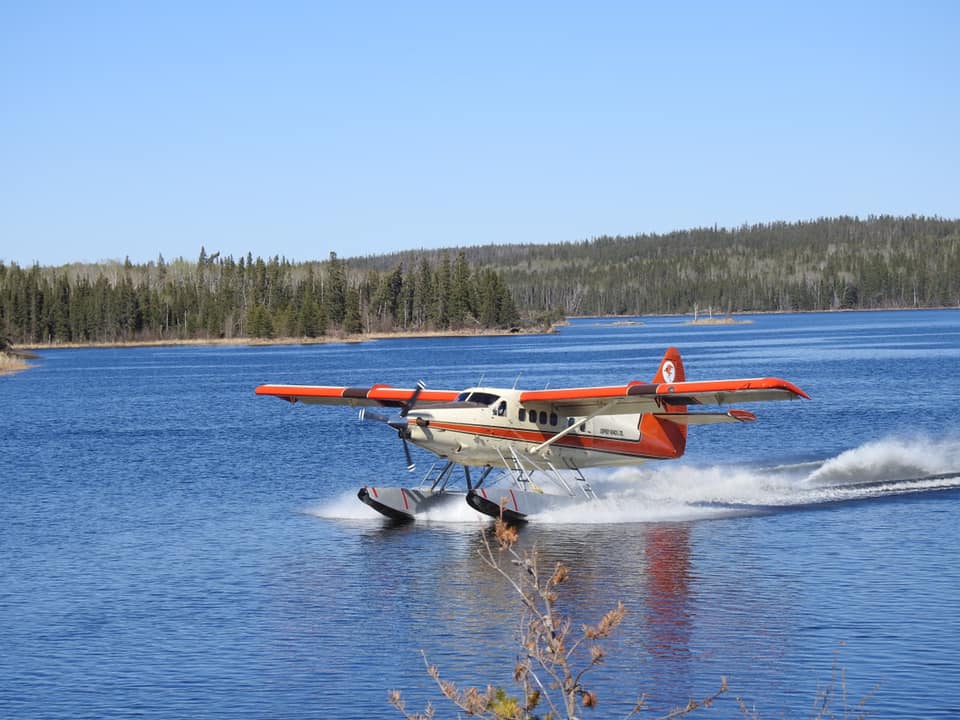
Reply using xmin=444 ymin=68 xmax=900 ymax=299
xmin=256 ymin=347 xmax=809 ymax=522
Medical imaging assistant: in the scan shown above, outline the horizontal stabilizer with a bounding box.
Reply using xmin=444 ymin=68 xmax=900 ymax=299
xmin=652 ymin=409 xmax=756 ymax=425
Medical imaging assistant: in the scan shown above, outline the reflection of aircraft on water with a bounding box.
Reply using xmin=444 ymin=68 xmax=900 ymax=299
xmin=644 ymin=525 xmax=693 ymax=661
xmin=255 ymin=347 xmax=809 ymax=522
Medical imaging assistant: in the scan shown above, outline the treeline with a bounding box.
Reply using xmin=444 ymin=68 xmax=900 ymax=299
xmin=3 ymin=215 xmax=958 ymax=345
xmin=0 ymin=250 xmax=519 ymax=345
xmin=354 ymin=215 xmax=960 ymax=315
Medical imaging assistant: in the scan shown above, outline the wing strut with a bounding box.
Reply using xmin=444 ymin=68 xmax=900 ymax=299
xmin=530 ymin=401 xmax=619 ymax=456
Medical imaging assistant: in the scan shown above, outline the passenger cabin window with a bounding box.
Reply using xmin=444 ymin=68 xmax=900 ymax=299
xmin=496 ymin=401 xmax=507 ymax=416
xmin=518 ymin=408 xmax=526 ymax=422
xmin=549 ymin=412 xmax=558 ymax=426
xmin=539 ymin=411 xmax=548 ymax=425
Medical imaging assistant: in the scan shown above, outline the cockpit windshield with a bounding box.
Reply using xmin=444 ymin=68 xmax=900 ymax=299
xmin=455 ymin=391 xmax=500 ymax=406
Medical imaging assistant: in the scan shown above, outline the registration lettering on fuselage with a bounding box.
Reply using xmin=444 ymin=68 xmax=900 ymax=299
xmin=599 ymin=427 xmax=625 ymax=437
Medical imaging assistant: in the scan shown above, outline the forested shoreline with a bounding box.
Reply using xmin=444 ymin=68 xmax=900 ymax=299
xmin=0 ymin=250 xmax=520 ymax=345
xmin=2 ymin=215 xmax=958 ymax=346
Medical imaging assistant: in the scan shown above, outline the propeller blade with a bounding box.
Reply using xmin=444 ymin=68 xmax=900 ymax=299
xmin=400 ymin=380 xmax=426 ymax=417
xmin=402 ymin=438 xmax=415 ymax=472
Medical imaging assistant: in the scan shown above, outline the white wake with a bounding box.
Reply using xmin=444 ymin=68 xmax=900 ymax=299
xmin=805 ymin=436 xmax=960 ymax=486
xmin=306 ymin=436 xmax=960 ymax=525
xmin=536 ymin=435 xmax=960 ymax=523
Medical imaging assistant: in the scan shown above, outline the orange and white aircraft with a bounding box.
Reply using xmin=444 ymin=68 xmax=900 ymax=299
xmin=255 ymin=347 xmax=809 ymax=522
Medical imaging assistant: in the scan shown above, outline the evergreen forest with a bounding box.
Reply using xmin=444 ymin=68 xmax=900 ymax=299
xmin=1 ymin=215 xmax=958 ymax=346
xmin=0 ymin=250 xmax=519 ymax=345
xmin=355 ymin=215 xmax=960 ymax=317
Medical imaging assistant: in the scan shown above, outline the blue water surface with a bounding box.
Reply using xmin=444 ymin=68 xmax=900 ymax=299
xmin=2 ymin=310 xmax=959 ymax=718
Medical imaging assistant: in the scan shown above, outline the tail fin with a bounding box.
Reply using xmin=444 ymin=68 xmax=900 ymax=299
xmin=651 ymin=346 xmax=685 ymax=384
xmin=639 ymin=347 xmax=688 ymax=458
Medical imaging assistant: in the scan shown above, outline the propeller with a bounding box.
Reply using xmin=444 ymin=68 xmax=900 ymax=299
xmin=359 ymin=380 xmax=426 ymax=472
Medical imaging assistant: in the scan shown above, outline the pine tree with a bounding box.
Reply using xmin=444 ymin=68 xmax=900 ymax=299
xmin=433 ymin=252 xmax=451 ymax=329
xmin=325 ymin=252 xmax=346 ymax=326
xmin=448 ymin=251 xmax=472 ymax=328
xmin=343 ymin=287 xmax=363 ymax=334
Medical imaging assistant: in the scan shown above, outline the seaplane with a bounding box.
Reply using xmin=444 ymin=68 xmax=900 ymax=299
xmin=255 ymin=347 xmax=809 ymax=522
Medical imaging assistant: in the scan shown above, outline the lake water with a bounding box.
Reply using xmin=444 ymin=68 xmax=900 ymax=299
xmin=2 ymin=310 xmax=959 ymax=718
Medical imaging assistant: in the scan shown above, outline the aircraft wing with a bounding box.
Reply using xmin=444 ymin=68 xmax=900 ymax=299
xmin=255 ymin=383 xmax=460 ymax=407
xmin=519 ymin=377 xmax=809 ymax=416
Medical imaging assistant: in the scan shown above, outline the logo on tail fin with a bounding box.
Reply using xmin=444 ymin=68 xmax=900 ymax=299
xmin=652 ymin=347 xmax=685 ymax=385
xmin=661 ymin=360 xmax=676 ymax=384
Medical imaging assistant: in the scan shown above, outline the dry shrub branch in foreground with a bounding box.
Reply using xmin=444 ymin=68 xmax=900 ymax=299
xmin=390 ymin=513 xmax=877 ymax=719
xmin=390 ymin=516 xmax=727 ymax=720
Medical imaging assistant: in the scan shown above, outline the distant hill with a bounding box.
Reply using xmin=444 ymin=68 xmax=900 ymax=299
xmin=350 ymin=215 xmax=960 ymax=315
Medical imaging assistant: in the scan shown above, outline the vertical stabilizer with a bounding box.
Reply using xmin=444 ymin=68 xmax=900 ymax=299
xmin=639 ymin=347 xmax=688 ymax=458
xmin=651 ymin=346 xmax=685 ymax=384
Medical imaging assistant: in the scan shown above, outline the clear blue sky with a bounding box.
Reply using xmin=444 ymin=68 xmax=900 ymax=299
xmin=2 ymin=1 xmax=958 ymax=266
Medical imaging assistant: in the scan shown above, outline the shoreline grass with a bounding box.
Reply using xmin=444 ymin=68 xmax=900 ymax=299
xmin=18 ymin=326 xmax=536 ymax=351
xmin=684 ymin=317 xmax=754 ymax=326
xmin=0 ymin=353 xmax=30 ymax=376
